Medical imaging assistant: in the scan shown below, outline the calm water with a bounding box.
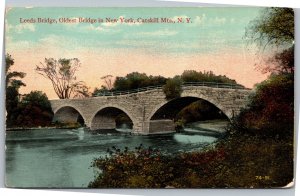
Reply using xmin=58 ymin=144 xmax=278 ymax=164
xmin=5 ymin=123 xmax=225 ymax=188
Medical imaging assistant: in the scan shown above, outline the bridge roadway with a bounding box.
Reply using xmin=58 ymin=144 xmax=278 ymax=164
xmin=50 ymin=83 xmax=253 ymax=135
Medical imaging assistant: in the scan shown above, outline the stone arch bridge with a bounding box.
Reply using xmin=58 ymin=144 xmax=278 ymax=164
xmin=50 ymin=84 xmax=253 ymax=135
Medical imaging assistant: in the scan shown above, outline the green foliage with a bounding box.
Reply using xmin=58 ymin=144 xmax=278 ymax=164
xmin=97 ymin=70 xmax=239 ymax=94
xmin=163 ymin=78 xmax=182 ymax=100
xmin=114 ymin=72 xmax=167 ymax=91
xmin=5 ymin=53 xmax=26 ymax=88
xmin=5 ymin=54 xmax=26 ymax=127
xmin=6 ymin=86 xmax=19 ymax=126
xmin=7 ymin=91 xmax=53 ymax=127
xmin=246 ymin=8 xmax=294 ymax=49
xmin=21 ymin=91 xmax=52 ymax=110
xmin=246 ymin=8 xmax=294 ymax=74
xmin=181 ymin=70 xmax=238 ymax=84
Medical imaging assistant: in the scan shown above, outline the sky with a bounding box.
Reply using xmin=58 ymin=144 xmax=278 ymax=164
xmin=5 ymin=7 xmax=268 ymax=99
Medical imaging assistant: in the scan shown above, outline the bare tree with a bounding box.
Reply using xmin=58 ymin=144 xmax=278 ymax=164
xmin=36 ymin=58 xmax=90 ymax=99
xmin=101 ymin=75 xmax=114 ymax=90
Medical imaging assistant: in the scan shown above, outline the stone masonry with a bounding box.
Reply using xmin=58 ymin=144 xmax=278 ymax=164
xmin=50 ymin=86 xmax=253 ymax=135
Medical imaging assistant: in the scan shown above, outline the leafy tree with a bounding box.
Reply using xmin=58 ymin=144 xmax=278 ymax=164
xmin=246 ymin=8 xmax=294 ymax=73
xmin=6 ymin=86 xmax=19 ymax=126
xmin=5 ymin=54 xmax=26 ymax=88
xmin=163 ymin=77 xmax=182 ymax=100
xmin=232 ymin=74 xmax=293 ymax=138
xmin=267 ymin=46 xmax=294 ymax=74
xmin=246 ymin=8 xmax=294 ymax=49
xmin=234 ymin=7 xmax=294 ymax=138
xmin=35 ymin=58 xmax=90 ymax=99
xmin=5 ymin=54 xmax=26 ymax=126
xmin=114 ymin=72 xmax=150 ymax=91
xmin=148 ymin=75 xmax=167 ymax=86
xmin=181 ymin=70 xmax=239 ymax=84
xmin=13 ymin=91 xmax=53 ymax=127
xmin=21 ymin=91 xmax=52 ymax=110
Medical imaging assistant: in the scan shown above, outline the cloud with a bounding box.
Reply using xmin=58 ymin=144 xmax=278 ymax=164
xmin=190 ymin=14 xmax=227 ymax=27
xmin=135 ymin=29 xmax=178 ymax=37
xmin=102 ymin=22 xmax=119 ymax=27
xmin=191 ymin=14 xmax=206 ymax=26
xmin=195 ymin=15 xmax=206 ymax=24
xmin=14 ymin=23 xmax=35 ymax=33
xmin=213 ymin=17 xmax=226 ymax=25
xmin=81 ymin=24 xmax=123 ymax=34
xmin=5 ymin=19 xmax=13 ymax=33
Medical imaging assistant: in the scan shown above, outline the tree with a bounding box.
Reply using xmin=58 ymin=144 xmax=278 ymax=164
xmin=233 ymin=8 xmax=295 ymax=138
xmin=101 ymin=75 xmax=114 ymax=90
xmin=163 ymin=77 xmax=182 ymax=100
xmin=6 ymin=86 xmax=19 ymax=126
xmin=5 ymin=54 xmax=26 ymax=88
xmin=35 ymin=58 xmax=90 ymax=99
xmin=246 ymin=8 xmax=293 ymax=49
xmin=233 ymin=74 xmax=293 ymax=138
xmin=13 ymin=91 xmax=53 ymax=127
xmin=245 ymin=8 xmax=294 ymax=73
xmin=5 ymin=54 xmax=26 ymax=126
xmin=21 ymin=91 xmax=52 ymax=110
xmin=181 ymin=70 xmax=239 ymax=84
xmin=267 ymin=46 xmax=294 ymax=74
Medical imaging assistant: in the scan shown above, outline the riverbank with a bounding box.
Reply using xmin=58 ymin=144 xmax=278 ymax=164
xmin=6 ymin=125 xmax=83 ymax=131
xmin=89 ymin=130 xmax=293 ymax=188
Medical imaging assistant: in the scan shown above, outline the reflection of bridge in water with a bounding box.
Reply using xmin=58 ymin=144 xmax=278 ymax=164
xmin=50 ymin=82 xmax=253 ymax=135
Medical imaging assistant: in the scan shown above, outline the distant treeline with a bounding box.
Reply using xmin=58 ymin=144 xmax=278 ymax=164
xmin=93 ymin=70 xmax=240 ymax=95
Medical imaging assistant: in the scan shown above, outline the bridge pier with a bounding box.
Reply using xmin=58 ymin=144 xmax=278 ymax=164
xmin=90 ymin=116 xmax=116 ymax=130
xmin=131 ymin=120 xmax=175 ymax=135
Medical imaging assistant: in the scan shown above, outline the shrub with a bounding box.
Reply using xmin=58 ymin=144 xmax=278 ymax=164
xmin=163 ymin=78 xmax=182 ymax=100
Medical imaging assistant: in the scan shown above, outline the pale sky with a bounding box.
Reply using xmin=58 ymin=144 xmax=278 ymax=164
xmin=5 ymin=7 xmax=268 ymax=99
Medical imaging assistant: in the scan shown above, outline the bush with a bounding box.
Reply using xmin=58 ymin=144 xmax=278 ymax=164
xmin=163 ymin=78 xmax=182 ymax=100
xmin=89 ymin=132 xmax=293 ymax=188
xmin=232 ymin=73 xmax=293 ymax=139
xmin=7 ymin=91 xmax=53 ymax=127
xmin=88 ymin=144 xmax=226 ymax=188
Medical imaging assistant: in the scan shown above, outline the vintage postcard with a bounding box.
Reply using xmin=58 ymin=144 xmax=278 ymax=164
xmin=4 ymin=7 xmax=294 ymax=188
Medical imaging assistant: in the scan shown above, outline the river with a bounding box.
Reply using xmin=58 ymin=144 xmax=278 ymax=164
xmin=5 ymin=120 xmax=228 ymax=188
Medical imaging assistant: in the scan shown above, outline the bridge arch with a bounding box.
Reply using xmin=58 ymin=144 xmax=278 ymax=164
xmin=53 ymin=106 xmax=85 ymax=126
xmin=147 ymin=95 xmax=232 ymax=122
xmin=90 ymin=104 xmax=136 ymax=131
